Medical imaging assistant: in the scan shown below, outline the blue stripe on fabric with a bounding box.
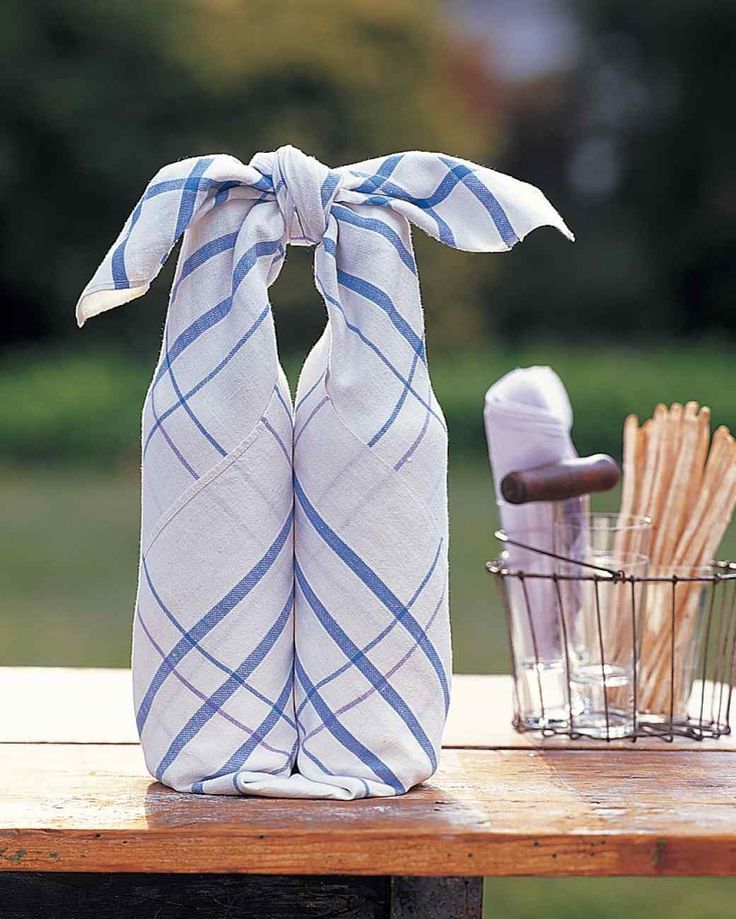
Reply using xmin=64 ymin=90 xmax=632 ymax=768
xmin=320 ymin=171 xmax=340 ymax=208
xmin=294 ymin=478 xmax=450 ymax=714
xmin=144 ymin=302 xmax=271 ymax=455
xmin=149 ymin=382 xmax=199 ymax=479
xmin=438 ymin=157 xmax=519 ymax=247
xmin=294 ymin=654 xmax=403 ymax=793
xmin=297 ymin=743 xmax=370 ymax=799
xmin=154 ymin=237 xmax=282 ymax=388
xmin=295 ymin=562 xmax=436 ymax=771
xmin=156 ymin=588 xmax=294 ymax=782
xmin=174 ymin=158 xmax=214 ymax=240
xmin=296 ymin=537 xmax=444 ymax=716
xmin=141 ymin=559 xmax=297 ymax=730
xmin=170 ymin=232 xmax=238 ymax=304
xmin=320 ymin=236 xmax=424 ymax=360
xmin=350 ymin=154 xmax=405 ymax=193
xmin=191 ymin=672 xmax=295 ymax=794
xmin=295 ymin=369 xmax=326 ymax=412
xmin=111 ymin=158 xmax=216 ymax=290
xmin=292 ymin=668 xmax=371 ymax=798
xmin=144 ymin=174 xmax=228 ymax=201
xmin=111 ymin=206 xmax=140 ymax=287
xmin=351 ymin=160 xmax=456 ymax=246
xmin=395 ymin=391 xmax=432 ymax=471
xmin=367 ymin=348 xmax=420 ymax=448
xmin=313 ymin=272 xmax=445 ymax=431
xmin=262 ymin=417 xmax=291 ymax=462
xmin=214 ymin=180 xmax=240 ymax=206
xmin=162 ymin=320 xmax=227 ymax=458
xmin=274 ymin=384 xmax=292 ymax=419
xmin=294 ymin=396 xmax=328 ymax=447
xmin=136 ymin=508 xmax=293 ymax=732
xmin=154 ymin=297 xmax=230 ymax=387
xmin=369 ymin=189 xmax=455 ymax=246
xmin=252 ymin=173 xmax=274 ymax=193
xmin=332 ymin=205 xmax=416 ymax=274
xmin=355 ymin=163 xmax=461 ymax=212
xmin=232 ymin=237 xmax=280 ymax=291
xmin=336 ymin=269 xmax=425 ymax=363
xmin=137 ymin=604 xmax=291 ymax=760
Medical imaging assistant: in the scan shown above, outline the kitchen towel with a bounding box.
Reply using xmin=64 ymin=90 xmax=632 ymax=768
xmin=484 ymin=366 xmax=582 ymax=658
xmin=77 ymin=146 xmax=572 ymax=798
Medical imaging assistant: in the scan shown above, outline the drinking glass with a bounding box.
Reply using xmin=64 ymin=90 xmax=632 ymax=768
xmin=637 ymin=565 xmax=717 ymax=727
xmin=554 ymin=513 xmax=651 ymax=739
xmin=498 ymin=527 xmax=568 ymax=731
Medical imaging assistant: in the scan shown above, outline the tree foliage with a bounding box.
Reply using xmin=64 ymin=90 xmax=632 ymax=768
xmin=488 ymin=0 xmax=736 ymax=343
xmin=0 ymin=0 xmax=498 ymax=357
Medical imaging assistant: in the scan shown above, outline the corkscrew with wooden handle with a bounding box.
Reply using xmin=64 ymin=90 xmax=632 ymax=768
xmin=500 ymin=454 xmax=621 ymax=505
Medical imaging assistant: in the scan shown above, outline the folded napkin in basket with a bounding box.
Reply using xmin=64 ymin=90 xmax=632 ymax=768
xmin=484 ymin=367 xmax=583 ymax=658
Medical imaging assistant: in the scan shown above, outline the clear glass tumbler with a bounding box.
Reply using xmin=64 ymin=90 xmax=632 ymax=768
xmin=637 ymin=565 xmax=715 ymax=726
xmin=499 ymin=527 xmax=569 ymax=731
xmin=554 ymin=513 xmax=651 ymax=739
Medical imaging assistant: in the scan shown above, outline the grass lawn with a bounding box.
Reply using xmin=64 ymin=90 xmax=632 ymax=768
xmin=0 ymin=459 xmax=511 ymax=670
xmin=3 ymin=461 xmax=736 ymax=916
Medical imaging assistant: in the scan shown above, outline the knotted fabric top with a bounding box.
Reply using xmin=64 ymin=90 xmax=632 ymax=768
xmin=251 ymin=145 xmax=339 ymax=246
xmin=76 ymin=147 xmax=572 ymax=801
xmin=76 ymin=146 xmax=573 ymax=326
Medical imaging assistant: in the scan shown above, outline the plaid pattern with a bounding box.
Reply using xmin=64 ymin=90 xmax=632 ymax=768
xmin=77 ymin=146 xmax=571 ymax=798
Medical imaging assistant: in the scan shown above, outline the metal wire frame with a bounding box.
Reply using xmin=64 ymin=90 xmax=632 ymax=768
xmin=487 ymin=532 xmax=736 ymax=742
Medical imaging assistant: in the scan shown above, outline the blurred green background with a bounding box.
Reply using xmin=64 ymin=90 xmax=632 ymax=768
xmin=2 ymin=1 xmax=736 ymax=915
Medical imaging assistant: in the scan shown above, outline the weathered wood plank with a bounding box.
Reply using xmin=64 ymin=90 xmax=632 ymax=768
xmin=2 ymin=744 xmax=736 ymax=876
xmin=0 ymin=873 xmax=482 ymax=918
xmin=2 ymin=668 xmax=732 ymax=751
xmin=0 ymin=873 xmax=390 ymax=918
xmin=390 ymin=876 xmax=482 ymax=918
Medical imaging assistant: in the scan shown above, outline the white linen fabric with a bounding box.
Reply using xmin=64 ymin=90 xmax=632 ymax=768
xmin=484 ymin=366 xmax=583 ymax=657
xmin=77 ymin=146 xmax=572 ymax=798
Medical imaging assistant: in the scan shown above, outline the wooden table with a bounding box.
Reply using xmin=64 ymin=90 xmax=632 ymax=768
xmin=2 ymin=668 xmax=736 ymax=917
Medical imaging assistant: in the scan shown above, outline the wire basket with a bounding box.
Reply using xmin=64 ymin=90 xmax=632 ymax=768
xmin=487 ymin=531 xmax=736 ymax=741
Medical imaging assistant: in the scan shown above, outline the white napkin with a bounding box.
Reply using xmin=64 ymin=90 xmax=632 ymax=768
xmin=484 ymin=367 xmax=582 ymax=657
xmin=77 ymin=148 xmax=572 ymax=798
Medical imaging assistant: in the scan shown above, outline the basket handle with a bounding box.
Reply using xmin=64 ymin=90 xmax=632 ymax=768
xmin=500 ymin=454 xmax=620 ymax=505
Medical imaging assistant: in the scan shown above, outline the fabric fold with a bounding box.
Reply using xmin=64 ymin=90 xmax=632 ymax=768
xmin=484 ymin=366 xmax=584 ymax=659
xmin=77 ymin=146 xmax=572 ymax=798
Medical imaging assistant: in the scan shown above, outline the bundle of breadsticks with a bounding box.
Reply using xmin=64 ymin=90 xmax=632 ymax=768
xmin=615 ymin=402 xmax=736 ymax=716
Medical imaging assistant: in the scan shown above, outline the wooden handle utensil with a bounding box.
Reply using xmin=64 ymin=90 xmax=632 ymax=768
xmin=500 ymin=454 xmax=621 ymax=505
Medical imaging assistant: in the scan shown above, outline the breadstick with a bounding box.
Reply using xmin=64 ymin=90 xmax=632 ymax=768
xmin=645 ymin=441 xmax=736 ymax=710
xmin=696 ymin=448 xmax=736 ymax=568
xmin=617 ymin=404 xmax=736 ymax=719
xmin=648 ymin=458 xmax=736 ymax=713
xmin=610 ymin=416 xmax=645 ymax=666
xmin=692 ymin=407 xmax=711 ymax=489
xmin=640 ymin=410 xmax=710 ymax=711
xmin=646 ymin=430 xmax=733 ymax=656
xmin=653 ymin=403 xmax=699 ymax=566
xmin=615 ymin=414 xmax=640 ymax=561
xmin=649 ymin=403 xmax=683 ymax=567
xmin=674 ymin=428 xmax=733 ymax=567
xmin=639 ymin=405 xmax=684 ymax=653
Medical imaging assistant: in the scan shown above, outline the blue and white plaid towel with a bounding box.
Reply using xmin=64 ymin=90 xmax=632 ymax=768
xmin=77 ymin=146 xmax=572 ymax=798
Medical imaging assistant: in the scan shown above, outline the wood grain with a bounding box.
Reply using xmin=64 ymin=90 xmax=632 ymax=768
xmin=0 ymin=873 xmax=482 ymax=919
xmin=2 ymin=743 xmax=736 ymax=877
xmin=0 ymin=874 xmax=392 ymax=919
xmin=500 ymin=454 xmax=620 ymax=505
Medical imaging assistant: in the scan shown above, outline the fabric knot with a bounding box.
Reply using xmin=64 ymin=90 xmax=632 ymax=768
xmin=253 ymin=145 xmax=339 ymax=246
